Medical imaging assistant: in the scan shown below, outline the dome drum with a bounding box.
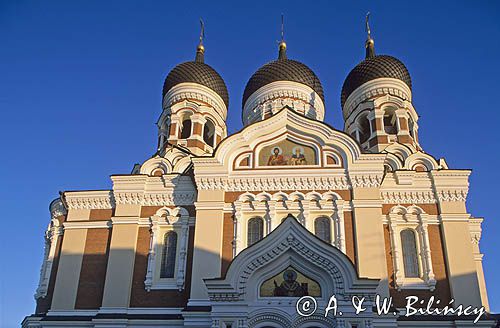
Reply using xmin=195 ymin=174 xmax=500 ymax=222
xmin=163 ymin=82 xmax=228 ymax=121
xmin=242 ymin=80 xmax=325 ymax=126
xmin=242 ymin=47 xmax=324 ymax=125
xmin=342 ymin=77 xmax=412 ymax=120
xmin=341 ymin=55 xmax=412 ymax=116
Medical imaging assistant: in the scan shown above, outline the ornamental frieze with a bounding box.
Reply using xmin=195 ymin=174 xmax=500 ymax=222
xmin=196 ymin=176 xmax=350 ymax=191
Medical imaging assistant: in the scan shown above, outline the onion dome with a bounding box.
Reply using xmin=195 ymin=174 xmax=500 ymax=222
xmin=162 ymin=43 xmax=229 ymax=108
xmin=242 ymin=41 xmax=324 ymax=108
xmin=341 ymin=14 xmax=411 ymax=107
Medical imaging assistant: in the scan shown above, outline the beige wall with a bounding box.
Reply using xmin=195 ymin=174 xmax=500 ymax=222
xmin=351 ymin=188 xmax=389 ymax=297
xmin=440 ymin=220 xmax=482 ymax=307
xmin=51 ymin=228 xmax=87 ymax=310
xmin=101 ymin=223 xmax=139 ymax=308
xmin=190 ymin=189 xmax=225 ymax=301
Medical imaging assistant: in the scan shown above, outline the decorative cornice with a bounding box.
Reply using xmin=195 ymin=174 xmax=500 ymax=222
xmin=65 ymin=191 xmax=114 ymax=210
xmin=381 ymin=191 xmax=436 ymax=204
xmin=196 ymin=176 xmax=350 ymax=191
xmin=114 ymin=192 xmax=196 ymax=206
xmin=349 ymin=174 xmax=383 ymax=188
xmin=437 ymin=189 xmax=468 ymax=202
xmin=64 ymin=188 xmax=197 ymax=209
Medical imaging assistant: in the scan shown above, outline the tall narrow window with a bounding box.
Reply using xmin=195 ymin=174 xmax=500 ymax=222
xmin=358 ymin=114 xmax=371 ymax=144
xmin=180 ymin=119 xmax=192 ymax=139
xmin=408 ymin=116 xmax=415 ymax=138
xmin=314 ymin=217 xmax=331 ymax=243
xmin=247 ymin=217 xmax=264 ymax=246
xmin=203 ymin=119 xmax=216 ymax=147
xmin=384 ymin=108 xmax=398 ymax=134
xmin=401 ymin=229 xmax=419 ymax=278
xmin=160 ymin=231 xmax=177 ymax=278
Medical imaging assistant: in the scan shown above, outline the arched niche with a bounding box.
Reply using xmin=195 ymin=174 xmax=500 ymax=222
xmin=256 ymin=135 xmax=320 ymax=168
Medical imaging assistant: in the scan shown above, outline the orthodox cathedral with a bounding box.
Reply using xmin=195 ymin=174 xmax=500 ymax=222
xmin=23 ymin=17 xmax=495 ymax=328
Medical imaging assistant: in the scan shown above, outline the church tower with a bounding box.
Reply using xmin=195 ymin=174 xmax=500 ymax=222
xmin=158 ymin=21 xmax=229 ymax=156
xmin=242 ymin=18 xmax=324 ymax=126
xmin=341 ymin=14 xmax=420 ymax=153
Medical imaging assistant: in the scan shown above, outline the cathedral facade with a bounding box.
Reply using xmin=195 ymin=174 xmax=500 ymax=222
xmin=23 ymin=22 xmax=495 ymax=328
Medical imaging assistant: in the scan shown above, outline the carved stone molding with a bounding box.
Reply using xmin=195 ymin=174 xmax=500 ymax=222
xmin=381 ymin=191 xmax=436 ymax=204
xmin=349 ymin=174 xmax=382 ymax=188
xmin=65 ymin=192 xmax=114 ymax=209
xmin=437 ymin=189 xmax=468 ymax=202
xmin=114 ymin=192 xmax=196 ymax=206
xmin=196 ymin=176 xmax=350 ymax=191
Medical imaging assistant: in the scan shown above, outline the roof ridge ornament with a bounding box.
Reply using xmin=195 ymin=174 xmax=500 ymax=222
xmin=365 ymin=12 xmax=375 ymax=58
xmin=278 ymin=14 xmax=287 ymax=60
xmin=195 ymin=18 xmax=205 ymax=63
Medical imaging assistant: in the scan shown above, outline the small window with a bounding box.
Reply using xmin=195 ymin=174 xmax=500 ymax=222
xmin=160 ymin=231 xmax=177 ymax=278
xmin=401 ymin=229 xmax=420 ymax=278
xmin=247 ymin=217 xmax=264 ymax=246
xmin=358 ymin=114 xmax=371 ymax=144
xmin=203 ymin=119 xmax=216 ymax=147
xmin=180 ymin=118 xmax=192 ymax=139
xmin=314 ymin=217 xmax=331 ymax=243
xmin=408 ymin=116 xmax=415 ymax=138
xmin=384 ymin=108 xmax=398 ymax=134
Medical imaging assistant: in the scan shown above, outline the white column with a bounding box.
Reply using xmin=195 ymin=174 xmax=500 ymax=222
xmin=336 ymin=200 xmax=346 ymax=253
xmin=144 ymin=222 xmax=158 ymax=292
xmin=388 ymin=215 xmax=404 ymax=289
xmin=35 ymin=221 xmax=63 ymax=299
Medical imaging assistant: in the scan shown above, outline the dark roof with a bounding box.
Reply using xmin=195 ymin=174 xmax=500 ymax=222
xmin=341 ymin=55 xmax=412 ymax=107
xmin=162 ymin=61 xmax=229 ymax=108
xmin=242 ymin=59 xmax=324 ymax=107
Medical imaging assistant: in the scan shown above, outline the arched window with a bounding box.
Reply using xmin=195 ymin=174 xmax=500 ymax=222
xmin=358 ymin=114 xmax=371 ymax=144
xmin=180 ymin=117 xmax=192 ymax=139
xmin=400 ymin=229 xmax=419 ymax=278
xmin=203 ymin=119 xmax=216 ymax=147
xmin=247 ymin=217 xmax=264 ymax=246
xmin=384 ymin=108 xmax=398 ymax=134
xmin=160 ymin=231 xmax=177 ymax=278
xmin=314 ymin=217 xmax=331 ymax=243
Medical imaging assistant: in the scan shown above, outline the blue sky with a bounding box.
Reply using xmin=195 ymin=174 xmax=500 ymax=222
xmin=1 ymin=0 xmax=499 ymax=326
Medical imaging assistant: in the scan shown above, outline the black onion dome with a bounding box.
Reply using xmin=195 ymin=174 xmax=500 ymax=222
xmin=162 ymin=61 xmax=229 ymax=108
xmin=242 ymin=58 xmax=324 ymax=107
xmin=341 ymin=55 xmax=412 ymax=107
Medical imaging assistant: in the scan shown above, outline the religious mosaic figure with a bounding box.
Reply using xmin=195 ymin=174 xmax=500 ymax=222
xmin=267 ymin=147 xmax=287 ymax=166
xmin=273 ymin=269 xmax=308 ymax=296
xmin=290 ymin=146 xmax=307 ymax=165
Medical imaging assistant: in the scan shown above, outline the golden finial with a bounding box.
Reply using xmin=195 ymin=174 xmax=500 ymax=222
xmin=366 ymin=12 xmax=372 ymax=41
xmin=198 ymin=18 xmax=205 ymax=52
xmin=365 ymin=12 xmax=375 ymax=58
xmin=195 ymin=18 xmax=205 ymax=62
xmin=278 ymin=14 xmax=287 ymax=60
